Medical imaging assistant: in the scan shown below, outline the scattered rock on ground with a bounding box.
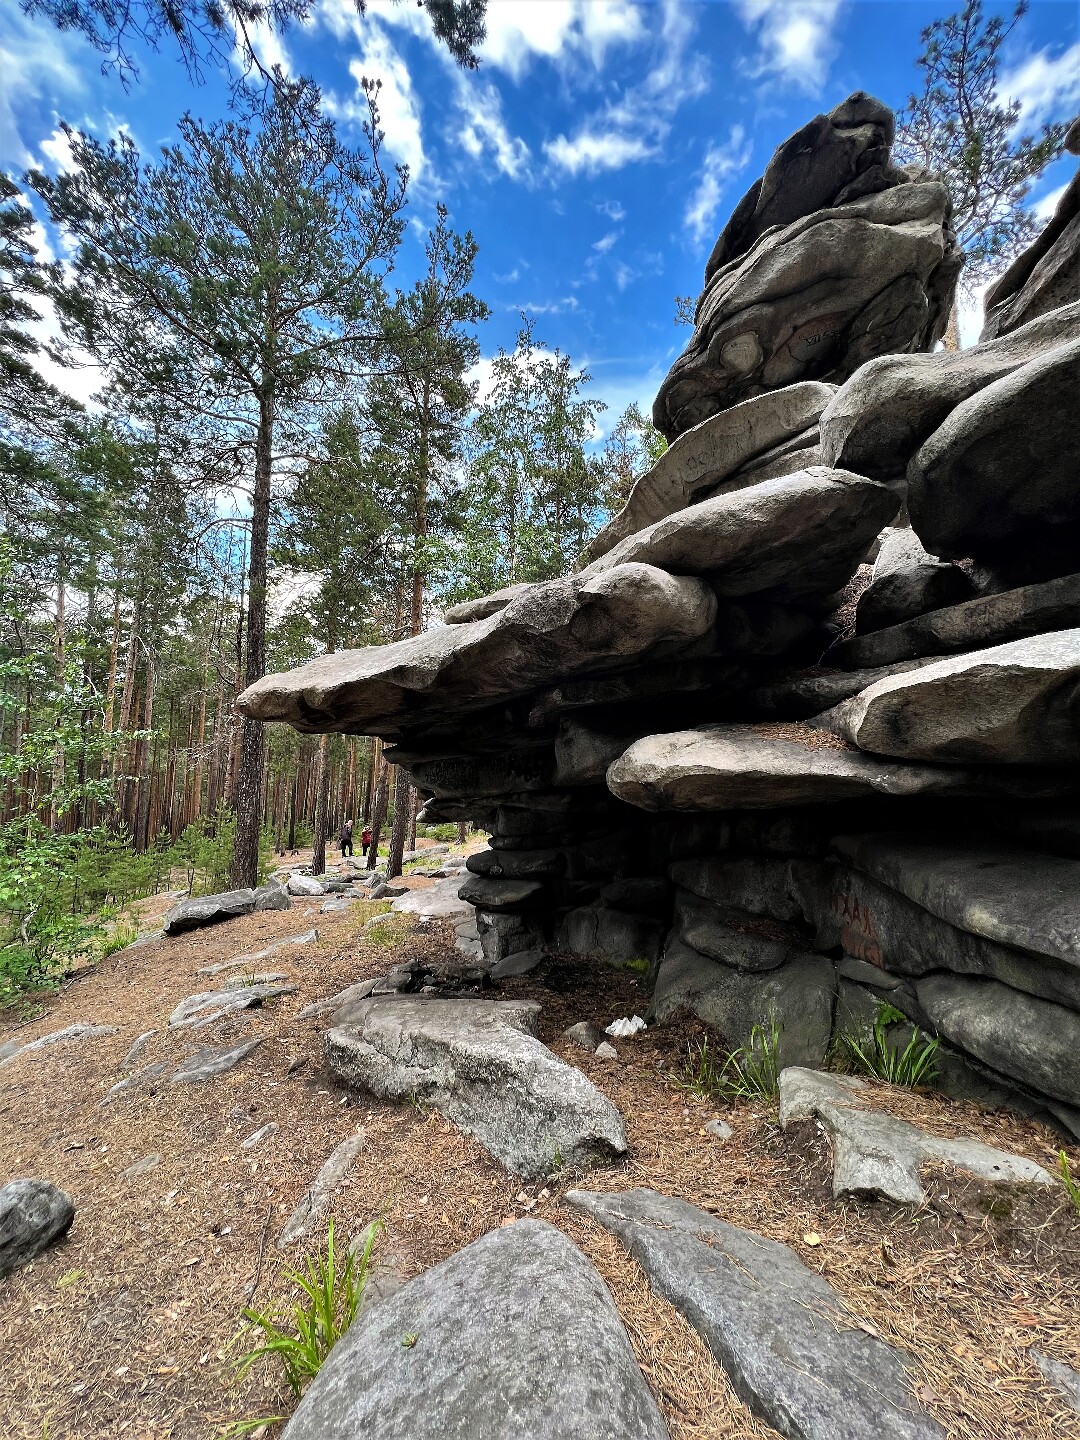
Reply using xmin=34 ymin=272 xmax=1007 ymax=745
xmin=278 ymin=1132 xmax=366 ymax=1247
xmin=169 ymin=1038 xmax=263 ymax=1085
xmin=563 ymin=1021 xmax=603 ymax=1051
xmin=287 ymin=874 xmax=326 ymax=897
xmin=241 ymin=1122 xmax=278 ymax=1150
xmin=0 ymin=1179 xmax=75 ymax=1279
xmin=163 ymin=884 xmax=290 ymax=935
xmin=168 ymin=982 xmax=296 ymax=1029
xmin=1033 ymin=1351 xmax=1080 ymax=1414
xmin=0 ymin=1024 xmax=119 ymax=1069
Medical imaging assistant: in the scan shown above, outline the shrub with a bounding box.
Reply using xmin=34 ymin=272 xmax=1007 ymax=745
xmin=838 ymin=1003 xmax=939 ymax=1088
xmin=677 ymin=1018 xmax=782 ymax=1104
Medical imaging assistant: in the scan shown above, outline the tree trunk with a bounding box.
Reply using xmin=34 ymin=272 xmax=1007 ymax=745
xmin=943 ymin=297 xmax=961 ymax=351
xmin=407 ymin=785 xmax=418 ymax=854
xmin=49 ymin=560 xmax=66 ymax=832
xmin=230 ymin=390 xmax=274 ymax=888
xmin=387 ymin=765 xmax=410 ymax=878
xmin=366 ymin=742 xmax=388 ymax=870
xmin=311 ymin=733 xmax=331 ymax=876
xmin=457 ymin=820 xmax=468 ymax=848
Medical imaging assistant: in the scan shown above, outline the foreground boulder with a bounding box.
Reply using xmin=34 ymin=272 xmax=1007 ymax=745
xmin=326 ymin=997 xmax=627 ymax=1178
xmin=282 ymin=1219 xmax=670 ymax=1440
xmin=566 ymin=1188 xmax=944 ymax=1440
xmin=0 ymin=1180 xmax=74 ymax=1278
xmin=163 ymin=883 xmax=290 ymax=935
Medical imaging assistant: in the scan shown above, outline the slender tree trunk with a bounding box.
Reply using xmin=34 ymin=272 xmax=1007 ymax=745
xmin=287 ymin=768 xmax=299 ymax=852
xmin=407 ymin=786 xmax=418 ymax=854
xmin=49 ymin=559 xmax=66 ymax=833
xmin=231 ymin=391 xmax=274 ymax=888
xmin=388 ymin=765 xmax=410 ymax=878
xmin=366 ymin=742 xmax=388 ymax=870
xmin=457 ymin=820 xmax=468 ymax=848
xmin=311 ymin=733 xmax=331 ymax=875
xmin=943 ymin=297 xmax=961 ymax=352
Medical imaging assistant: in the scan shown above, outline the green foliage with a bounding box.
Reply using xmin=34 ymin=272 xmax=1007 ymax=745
xmin=677 ymin=1019 xmax=782 ymax=1105
xmin=1058 ymin=1151 xmax=1080 ymax=1217
xmin=838 ymin=1003 xmax=940 ymax=1088
xmin=235 ymin=1218 xmax=378 ymax=1400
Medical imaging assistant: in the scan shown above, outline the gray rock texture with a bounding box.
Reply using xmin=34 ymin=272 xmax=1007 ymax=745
xmin=673 ymin=892 xmax=801 ymax=972
xmin=855 ymin=527 xmax=972 ymax=635
xmin=779 ymin=1068 xmax=1053 ymax=1202
xmin=169 ymin=1037 xmax=263 ymax=1084
xmin=326 ymin=997 xmax=626 ymax=1178
xmin=391 ymin=875 xmax=473 ymax=922
xmin=982 ymin=170 xmax=1080 ymax=340
xmin=281 ymin=1218 xmax=670 ymax=1440
xmin=236 ymin=564 xmax=716 ymax=736
xmin=287 ymin=874 xmax=326 ymax=897
xmin=653 ymin=939 xmax=835 ymax=1068
xmin=278 ymin=1133 xmax=367 ymax=1247
xmin=163 ymin=884 xmax=289 ymax=935
xmin=820 ymin=301 xmax=1080 ymax=481
xmin=815 ymin=630 xmax=1080 ymax=764
xmin=1033 ymin=1351 xmax=1080 ymax=1415
xmin=908 ymin=337 xmax=1080 ymax=562
xmin=584 ymin=468 xmax=899 ymax=604
xmin=0 ymin=1023 xmax=118 ymax=1069
xmin=168 ymin=980 xmax=296 ymax=1029
xmin=589 ymin=382 xmax=836 ymax=557
xmin=565 ymin=1187 xmax=944 ymax=1440
xmin=0 ymin=1179 xmax=75 ymax=1278
xmin=559 ymin=905 xmax=665 ymax=969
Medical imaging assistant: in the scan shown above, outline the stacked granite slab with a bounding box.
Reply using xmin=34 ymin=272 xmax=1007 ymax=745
xmin=237 ymin=96 xmax=1080 ymax=1138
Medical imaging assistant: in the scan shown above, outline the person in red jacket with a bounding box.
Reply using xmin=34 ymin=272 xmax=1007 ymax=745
xmin=361 ymin=824 xmax=373 ymax=858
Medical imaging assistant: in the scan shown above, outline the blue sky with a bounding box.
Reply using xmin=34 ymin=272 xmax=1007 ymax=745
xmin=3 ymin=0 xmax=1079 ymax=429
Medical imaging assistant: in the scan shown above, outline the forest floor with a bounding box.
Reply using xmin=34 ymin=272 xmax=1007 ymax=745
xmin=1 ymin=850 xmax=1079 ymax=1440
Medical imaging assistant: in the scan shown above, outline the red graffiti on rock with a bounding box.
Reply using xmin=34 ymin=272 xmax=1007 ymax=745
xmin=830 ymin=890 xmax=882 ymax=967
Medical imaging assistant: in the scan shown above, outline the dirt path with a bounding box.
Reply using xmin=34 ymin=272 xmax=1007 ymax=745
xmin=1 ymin=871 xmax=1078 ymax=1440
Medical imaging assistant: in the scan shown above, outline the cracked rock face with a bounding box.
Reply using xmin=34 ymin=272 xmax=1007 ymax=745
xmin=325 ymin=996 xmax=627 ymax=1178
xmin=281 ymin=1219 xmax=670 ymax=1440
xmin=565 ymin=1187 xmax=945 ymax=1440
xmin=0 ymin=1179 xmax=75 ymax=1279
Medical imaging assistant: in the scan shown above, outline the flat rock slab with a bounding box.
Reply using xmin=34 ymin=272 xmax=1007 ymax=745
xmin=298 ymin=978 xmax=378 ymax=1022
xmin=565 ymin=1188 xmax=944 ymax=1440
xmin=281 ymin=1217 xmax=669 ymax=1440
xmin=119 ymin=1031 xmax=156 ymax=1068
xmin=163 ymin=884 xmax=290 ymax=935
xmin=1034 ymin=1351 xmax=1080 ymax=1414
xmin=102 ymin=1061 xmax=171 ymax=1105
xmin=490 ymin=949 xmax=546 ymax=979
xmin=815 ymin=629 xmax=1080 ymax=764
xmin=0 ymin=1179 xmax=75 ymax=1279
xmin=584 ymin=466 xmax=898 ymax=604
xmin=236 ymin=563 xmax=715 ymax=737
xmin=833 ymin=833 xmax=1080 ymax=967
xmin=326 ymin=997 xmax=627 ymax=1179
xmin=779 ymin=1068 xmax=1053 ymax=1203
xmin=200 ymin=929 xmax=319 ymax=975
xmin=0 ymin=1024 xmax=119 ymax=1069
xmin=288 ymin=874 xmax=327 ymax=896
xmin=170 ymin=1037 xmax=263 ymax=1084
xmin=169 ymin=981 xmax=296 ymax=1029
xmin=607 ymin=725 xmax=1061 ymax=811
xmin=278 ymin=1132 xmax=366 ymax=1247
xmin=391 ymin=875 xmax=474 ymax=923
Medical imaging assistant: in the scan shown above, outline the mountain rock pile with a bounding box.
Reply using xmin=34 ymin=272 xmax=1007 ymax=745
xmin=238 ymin=97 xmax=1080 ymax=1140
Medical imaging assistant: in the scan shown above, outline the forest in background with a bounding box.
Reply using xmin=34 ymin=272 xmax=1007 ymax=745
xmin=0 ymin=0 xmax=1068 ymax=1004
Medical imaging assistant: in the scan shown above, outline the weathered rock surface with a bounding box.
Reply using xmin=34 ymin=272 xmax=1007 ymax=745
xmin=607 ymin=725 xmax=1062 ymax=811
xmin=281 ymin=1218 xmax=670 ymax=1440
xmin=457 ymin=874 xmax=545 ymax=912
xmin=830 ymin=571 xmax=1080 ymax=668
xmin=559 ymin=906 xmax=665 ymax=969
xmin=908 ymin=337 xmax=1080 ymax=562
xmin=1033 ymin=1351 xmax=1080 ymax=1415
xmin=443 ymin=582 xmax=530 ymax=623
xmin=585 ymin=468 xmax=899 ymax=603
xmin=673 ymin=892 xmax=802 ymax=972
xmin=653 ymin=939 xmax=834 ymax=1067
xmin=390 ymin=875 xmax=473 ymax=922
xmin=982 ymin=171 xmax=1080 ymax=340
xmin=779 ymin=1068 xmax=1053 ymax=1202
xmin=168 ymin=981 xmax=296 ymax=1029
xmin=163 ymin=884 xmax=290 ymax=935
xmin=326 ymin=997 xmax=626 ymax=1178
xmin=655 ymin=180 xmax=959 ymax=441
xmin=815 ymin=630 xmax=1080 ymax=764
xmin=236 ymin=564 xmax=716 ymax=735
xmin=565 ymin=1187 xmax=944 ymax=1440
xmin=820 ymin=302 xmax=1080 ymax=481
xmin=287 ymin=873 xmax=326 ymax=897
xmin=169 ymin=1037 xmax=263 ymax=1084
xmin=0 ymin=1179 xmax=75 ymax=1278
xmin=855 ymin=528 xmax=972 ymax=635
xmin=278 ymin=1133 xmax=367 ymax=1247
xmin=0 ymin=1023 xmax=118 ymax=1069
xmin=589 ymin=382 xmax=836 ymax=557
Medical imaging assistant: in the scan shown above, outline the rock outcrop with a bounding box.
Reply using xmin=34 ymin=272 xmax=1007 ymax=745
xmin=0 ymin=1179 xmax=75 ymax=1278
xmin=236 ymin=93 xmax=1080 ymax=1139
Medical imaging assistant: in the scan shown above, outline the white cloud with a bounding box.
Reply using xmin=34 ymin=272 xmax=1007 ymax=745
xmin=235 ymin=16 xmax=291 ymax=80
xmin=455 ymin=80 xmax=531 ymax=181
xmin=544 ymin=129 xmax=652 ymax=175
xmin=324 ymin=35 xmax=426 ymax=179
xmin=493 ymin=267 xmax=521 ymax=284
xmin=1001 ymin=43 xmax=1080 ymax=130
xmin=0 ymin=6 xmax=87 ymax=168
xmin=734 ymin=0 xmax=846 ymax=94
xmin=598 ymin=199 xmax=626 ymax=221
xmin=684 ymin=125 xmax=753 ymax=246
xmin=593 ymin=231 xmax=620 ymax=253
xmin=613 ymin=262 xmax=637 ymax=291
xmin=1034 ymin=182 xmax=1069 ymax=223
xmin=39 ymin=126 xmax=79 ymax=173
xmin=478 ymin=0 xmax=643 ymax=81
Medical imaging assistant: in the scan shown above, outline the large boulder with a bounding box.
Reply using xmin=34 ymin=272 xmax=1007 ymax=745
xmin=282 ymin=1219 xmax=670 ymax=1440
xmin=236 ymin=564 xmax=716 ymax=735
xmin=163 ymin=884 xmax=290 ymax=935
xmin=907 ymin=337 xmax=1080 ymax=564
xmin=819 ymin=301 xmax=1080 ymax=482
xmin=558 ymin=905 xmax=665 ymax=968
xmin=814 ymin=630 xmax=1080 ymax=764
xmin=673 ymin=891 xmax=803 ymax=972
xmin=654 ymin=181 xmax=959 ymax=441
xmin=0 ymin=1179 xmax=75 ymax=1278
xmin=588 ymin=382 xmax=836 ymax=557
xmin=652 ymin=938 xmax=835 ymax=1067
xmin=565 ymin=1188 xmax=944 ymax=1440
xmin=855 ymin=527 xmax=972 ymax=635
xmin=982 ymin=169 xmax=1080 ymax=340
xmin=584 ymin=468 xmax=899 ymax=603
xmin=325 ymin=997 xmax=627 ymax=1178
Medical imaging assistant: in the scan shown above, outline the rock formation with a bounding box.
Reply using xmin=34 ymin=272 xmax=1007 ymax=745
xmin=237 ymin=95 xmax=1080 ymax=1140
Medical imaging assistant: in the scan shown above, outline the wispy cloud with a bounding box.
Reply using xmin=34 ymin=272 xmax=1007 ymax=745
xmin=1001 ymin=43 xmax=1080 ymax=130
xmin=733 ymin=0 xmax=846 ymax=94
xmin=477 ymin=0 xmax=644 ymax=82
xmin=0 ymin=5 xmax=87 ymax=167
xmin=593 ymin=230 xmax=620 ymax=253
xmin=684 ymin=125 xmax=753 ymax=246
xmin=613 ymin=261 xmax=637 ymax=291
xmin=598 ymin=199 xmax=627 ymax=222
xmin=493 ymin=267 xmax=521 ymax=284
xmin=453 ymin=79 xmax=531 ymax=181
xmin=544 ymin=130 xmax=652 ymax=175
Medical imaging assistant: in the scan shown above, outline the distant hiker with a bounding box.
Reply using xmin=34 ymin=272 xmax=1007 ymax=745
xmin=339 ymin=819 xmax=354 ymax=857
xmin=361 ymin=824 xmax=373 ymax=857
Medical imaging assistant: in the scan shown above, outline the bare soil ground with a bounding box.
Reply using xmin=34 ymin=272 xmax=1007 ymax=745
xmin=1 ymin=859 xmax=1078 ymax=1440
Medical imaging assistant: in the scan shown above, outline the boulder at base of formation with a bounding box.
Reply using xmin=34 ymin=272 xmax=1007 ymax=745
xmin=0 ymin=1179 xmax=75 ymax=1278
xmin=163 ymin=883 xmax=290 ymax=935
xmin=281 ymin=1219 xmax=671 ymax=1440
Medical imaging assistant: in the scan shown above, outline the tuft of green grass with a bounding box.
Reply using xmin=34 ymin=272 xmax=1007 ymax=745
xmin=838 ymin=1003 xmax=939 ymax=1088
xmin=98 ymin=916 xmax=139 ymax=960
xmin=233 ymin=1218 xmax=379 ymax=1401
xmin=1059 ymin=1151 xmax=1080 ymax=1216
xmin=677 ymin=1017 xmax=782 ymax=1104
